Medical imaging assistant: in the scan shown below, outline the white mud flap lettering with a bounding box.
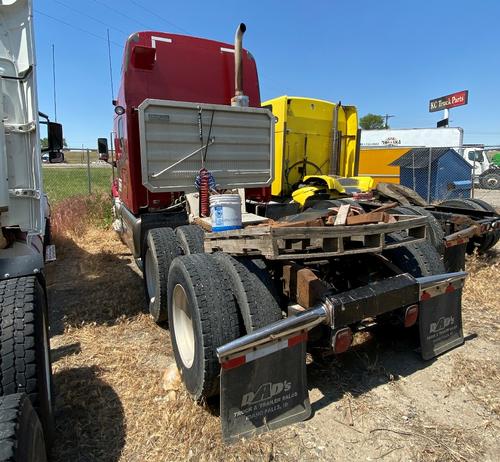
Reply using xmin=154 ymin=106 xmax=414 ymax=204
xmin=220 ymin=333 xmax=311 ymax=443
xmin=419 ymin=289 xmax=464 ymax=360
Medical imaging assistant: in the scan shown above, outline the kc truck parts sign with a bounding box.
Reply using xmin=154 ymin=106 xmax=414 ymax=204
xmin=429 ymin=90 xmax=468 ymax=112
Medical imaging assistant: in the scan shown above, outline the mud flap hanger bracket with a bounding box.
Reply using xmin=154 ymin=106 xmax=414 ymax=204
xmin=217 ymin=271 xmax=467 ymax=363
xmin=216 ymin=271 xmax=467 ymax=442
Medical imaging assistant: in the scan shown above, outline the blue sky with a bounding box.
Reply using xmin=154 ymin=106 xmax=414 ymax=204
xmin=34 ymin=0 xmax=499 ymax=148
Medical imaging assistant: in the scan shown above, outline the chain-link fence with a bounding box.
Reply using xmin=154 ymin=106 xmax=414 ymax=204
xmin=359 ymin=145 xmax=497 ymax=204
xmin=42 ymin=148 xmax=113 ymax=203
xmin=389 ymin=147 xmax=473 ymax=203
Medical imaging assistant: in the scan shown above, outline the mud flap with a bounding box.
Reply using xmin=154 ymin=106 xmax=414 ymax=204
xmin=220 ymin=336 xmax=311 ymax=443
xmin=418 ymin=289 xmax=464 ymax=360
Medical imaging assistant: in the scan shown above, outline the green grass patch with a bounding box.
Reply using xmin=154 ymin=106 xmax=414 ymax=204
xmin=62 ymin=150 xmax=100 ymax=164
xmin=43 ymin=166 xmax=112 ymax=203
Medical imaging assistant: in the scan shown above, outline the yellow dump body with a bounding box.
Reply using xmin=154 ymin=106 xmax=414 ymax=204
xmin=262 ymin=96 xmax=359 ymax=197
xmin=358 ymin=147 xmax=411 ymax=185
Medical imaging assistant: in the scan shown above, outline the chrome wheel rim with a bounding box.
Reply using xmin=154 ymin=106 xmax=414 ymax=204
xmin=145 ymin=248 xmax=156 ymax=302
xmin=172 ymin=284 xmax=195 ymax=368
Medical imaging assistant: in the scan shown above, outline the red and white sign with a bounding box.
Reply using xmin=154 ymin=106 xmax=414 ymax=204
xmin=429 ymin=90 xmax=468 ymax=112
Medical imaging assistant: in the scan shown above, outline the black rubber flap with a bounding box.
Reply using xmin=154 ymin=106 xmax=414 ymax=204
xmin=220 ymin=341 xmax=310 ymax=443
xmin=419 ymin=289 xmax=464 ymax=360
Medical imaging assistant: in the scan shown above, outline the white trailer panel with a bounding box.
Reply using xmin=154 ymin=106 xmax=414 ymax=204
xmin=361 ymin=127 xmax=463 ymax=150
xmin=0 ymin=0 xmax=43 ymax=234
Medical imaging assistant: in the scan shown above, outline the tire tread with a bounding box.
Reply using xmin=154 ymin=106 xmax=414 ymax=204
xmin=168 ymin=254 xmax=240 ymax=399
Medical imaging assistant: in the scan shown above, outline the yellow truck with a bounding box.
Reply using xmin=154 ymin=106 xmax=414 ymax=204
xmin=262 ymin=96 xmax=499 ymax=255
xmin=262 ymin=96 xmax=373 ymax=202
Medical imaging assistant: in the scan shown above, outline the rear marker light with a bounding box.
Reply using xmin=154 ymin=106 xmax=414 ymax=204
xmin=404 ymin=304 xmax=419 ymax=328
xmin=333 ymin=328 xmax=353 ymax=354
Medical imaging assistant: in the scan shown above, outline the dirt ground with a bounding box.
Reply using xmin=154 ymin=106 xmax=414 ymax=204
xmin=46 ymin=219 xmax=499 ymax=461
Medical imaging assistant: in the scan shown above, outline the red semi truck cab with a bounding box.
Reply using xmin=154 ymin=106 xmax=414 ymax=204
xmin=106 ymin=26 xmax=467 ymax=443
xmin=113 ymin=30 xmax=265 ymax=216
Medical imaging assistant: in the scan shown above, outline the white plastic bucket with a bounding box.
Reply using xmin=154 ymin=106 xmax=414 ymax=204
xmin=210 ymin=194 xmax=242 ymax=232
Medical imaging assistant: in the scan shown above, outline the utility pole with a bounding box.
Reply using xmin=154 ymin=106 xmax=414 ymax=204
xmin=384 ymin=114 xmax=395 ymax=129
xmin=106 ymin=29 xmax=114 ymax=101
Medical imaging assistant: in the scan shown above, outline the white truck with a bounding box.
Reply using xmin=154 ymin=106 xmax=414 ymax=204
xmin=0 ymin=1 xmax=63 ymax=459
xmin=462 ymin=145 xmax=499 ymax=190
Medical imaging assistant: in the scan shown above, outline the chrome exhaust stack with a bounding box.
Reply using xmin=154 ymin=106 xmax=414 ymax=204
xmin=231 ymin=23 xmax=249 ymax=107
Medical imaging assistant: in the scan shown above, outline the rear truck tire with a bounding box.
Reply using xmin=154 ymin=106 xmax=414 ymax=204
xmin=143 ymin=228 xmax=182 ymax=324
xmin=391 ymin=206 xmax=445 ymax=254
xmin=167 ymin=254 xmax=241 ymax=400
xmin=479 ymin=170 xmax=500 ymax=190
xmin=175 ymin=225 xmax=205 ymax=255
xmin=213 ymin=253 xmax=282 ymax=333
xmin=238 ymin=258 xmax=282 ymax=306
xmin=0 ymin=277 xmax=54 ymax=449
xmin=0 ymin=393 xmax=47 ymax=462
xmin=441 ymin=199 xmax=499 ymax=253
xmin=383 ymin=235 xmax=445 ymax=277
xmin=381 ymin=237 xmax=445 ymax=334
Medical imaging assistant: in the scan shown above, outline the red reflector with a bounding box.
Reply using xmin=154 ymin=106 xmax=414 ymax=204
xmin=404 ymin=304 xmax=419 ymax=328
xmin=420 ymin=291 xmax=431 ymax=301
xmin=333 ymin=328 xmax=353 ymax=354
xmin=288 ymin=332 xmax=308 ymax=348
xmin=445 ymin=284 xmax=455 ymax=293
xmin=221 ymin=355 xmax=246 ymax=370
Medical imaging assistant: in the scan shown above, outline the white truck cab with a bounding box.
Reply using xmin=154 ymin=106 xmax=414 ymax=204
xmin=462 ymin=145 xmax=490 ymax=180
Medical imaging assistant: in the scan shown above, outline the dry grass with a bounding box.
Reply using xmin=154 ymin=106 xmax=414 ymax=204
xmin=46 ymin=199 xmax=500 ymax=461
xmin=462 ymin=248 xmax=500 ymax=339
xmin=50 ymin=193 xmax=112 ymax=238
xmin=48 ymin=210 xmax=301 ymax=461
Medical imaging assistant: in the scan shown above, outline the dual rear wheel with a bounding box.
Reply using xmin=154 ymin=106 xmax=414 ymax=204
xmin=141 ymin=224 xmax=282 ymax=400
xmin=168 ymin=252 xmax=281 ymax=400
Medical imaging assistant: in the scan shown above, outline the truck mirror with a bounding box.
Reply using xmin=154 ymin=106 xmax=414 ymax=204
xmin=47 ymin=122 xmax=63 ymax=151
xmin=97 ymin=137 xmax=109 ymax=162
xmin=48 ymin=150 xmax=64 ymax=163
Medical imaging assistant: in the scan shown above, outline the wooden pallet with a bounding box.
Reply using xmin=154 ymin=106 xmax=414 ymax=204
xmin=204 ymin=215 xmax=427 ymax=260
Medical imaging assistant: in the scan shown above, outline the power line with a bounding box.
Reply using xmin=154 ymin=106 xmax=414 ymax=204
xmin=90 ymin=0 xmax=151 ymax=30
xmin=128 ymin=0 xmax=191 ymax=34
xmin=34 ymin=9 xmax=123 ymax=47
xmin=50 ymin=0 xmax=129 ymax=36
